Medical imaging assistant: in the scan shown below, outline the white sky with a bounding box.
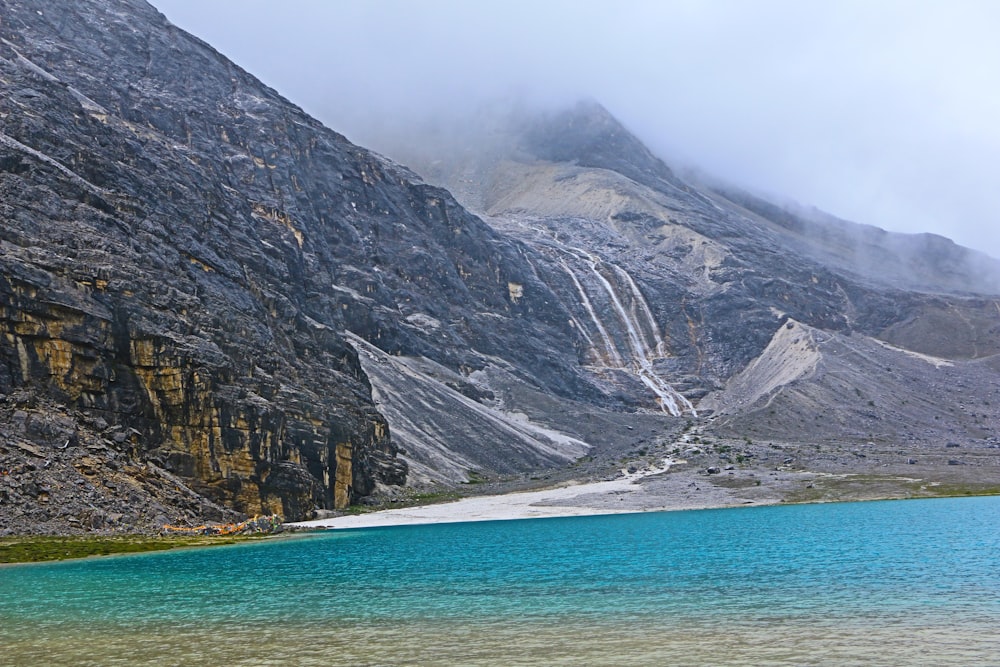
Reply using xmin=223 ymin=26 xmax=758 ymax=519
xmin=151 ymin=0 xmax=1000 ymax=259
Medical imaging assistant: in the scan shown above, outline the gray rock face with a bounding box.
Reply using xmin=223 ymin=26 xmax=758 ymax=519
xmin=0 ymin=0 xmax=616 ymax=531
xmin=1 ymin=0 xmax=420 ymax=524
xmin=0 ymin=0 xmax=583 ymax=528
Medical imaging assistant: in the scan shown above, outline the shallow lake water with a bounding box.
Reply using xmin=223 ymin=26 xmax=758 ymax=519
xmin=3 ymin=496 xmax=998 ymax=665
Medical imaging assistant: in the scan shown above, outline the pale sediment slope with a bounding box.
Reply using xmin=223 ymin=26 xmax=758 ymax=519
xmin=702 ymin=316 xmax=1000 ymax=451
xmin=289 ymin=459 xmax=784 ymax=530
xmin=699 ymin=318 xmax=821 ymax=415
xmin=349 ymin=334 xmax=590 ymax=486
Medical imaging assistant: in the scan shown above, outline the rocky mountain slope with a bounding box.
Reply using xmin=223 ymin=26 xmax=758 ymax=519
xmin=379 ymin=101 xmax=1000 ymax=490
xmin=2 ymin=1 xmax=999 ymax=534
xmin=0 ymin=0 xmax=595 ymax=532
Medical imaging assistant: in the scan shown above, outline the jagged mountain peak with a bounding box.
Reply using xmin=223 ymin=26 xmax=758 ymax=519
xmin=394 ymin=98 xmax=1000 ymax=299
xmin=515 ymin=99 xmax=632 ymax=160
xmin=515 ymin=99 xmax=683 ymax=192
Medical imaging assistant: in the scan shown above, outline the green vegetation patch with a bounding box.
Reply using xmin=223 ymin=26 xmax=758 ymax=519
xmin=342 ymin=488 xmax=467 ymax=515
xmin=783 ymin=474 xmax=921 ymax=503
xmin=461 ymin=470 xmax=487 ymax=484
xmin=707 ymin=475 xmax=760 ymax=490
xmin=0 ymin=534 xmax=263 ymax=564
xmin=397 ymin=489 xmax=465 ymax=505
xmin=783 ymin=474 xmax=1000 ymax=504
xmin=919 ymin=482 xmax=1000 ymax=498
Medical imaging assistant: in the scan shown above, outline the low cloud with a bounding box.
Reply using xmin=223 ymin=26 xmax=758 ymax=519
xmin=153 ymin=0 xmax=1000 ymax=259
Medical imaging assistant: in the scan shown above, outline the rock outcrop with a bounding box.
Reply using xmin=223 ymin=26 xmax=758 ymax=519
xmin=0 ymin=1 xmax=628 ymax=531
xmin=0 ymin=0 xmax=409 ymax=524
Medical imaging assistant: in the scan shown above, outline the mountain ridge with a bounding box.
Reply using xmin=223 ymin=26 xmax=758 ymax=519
xmin=2 ymin=0 xmax=999 ymax=535
xmin=369 ymin=97 xmax=1000 ymax=480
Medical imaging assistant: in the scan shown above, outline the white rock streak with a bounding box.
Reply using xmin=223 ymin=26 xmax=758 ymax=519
xmin=560 ymin=259 xmax=624 ymax=367
xmin=614 ymin=264 xmax=668 ymax=358
xmin=558 ymin=248 xmax=695 ymax=416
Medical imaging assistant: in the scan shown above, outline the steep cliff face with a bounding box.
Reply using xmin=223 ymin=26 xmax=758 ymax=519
xmin=0 ymin=1 xmax=629 ymax=531
xmin=0 ymin=4 xmax=404 ymax=516
xmin=0 ymin=0 xmax=457 ymax=527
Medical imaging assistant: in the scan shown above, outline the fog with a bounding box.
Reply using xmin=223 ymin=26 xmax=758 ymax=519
xmin=151 ymin=0 xmax=1000 ymax=260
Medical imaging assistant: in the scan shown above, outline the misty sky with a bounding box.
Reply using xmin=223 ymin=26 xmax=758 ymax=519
xmin=151 ymin=0 xmax=1000 ymax=259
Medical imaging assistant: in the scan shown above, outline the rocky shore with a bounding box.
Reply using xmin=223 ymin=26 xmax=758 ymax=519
xmin=5 ymin=382 xmax=999 ymax=539
xmin=294 ymin=424 xmax=1000 ymax=530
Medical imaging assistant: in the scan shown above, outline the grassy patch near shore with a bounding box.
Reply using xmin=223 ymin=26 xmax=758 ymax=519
xmin=0 ymin=534 xmax=270 ymax=565
xmin=918 ymin=482 xmax=1000 ymax=498
xmin=706 ymin=475 xmax=760 ymax=490
xmin=404 ymin=489 xmax=466 ymax=504
xmin=782 ymin=474 xmax=1000 ymax=504
xmin=783 ymin=474 xmax=923 ymax=503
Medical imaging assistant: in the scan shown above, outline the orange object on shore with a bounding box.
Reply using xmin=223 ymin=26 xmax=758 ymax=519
xmin=162 ymin=515 xmax=283 ymax=536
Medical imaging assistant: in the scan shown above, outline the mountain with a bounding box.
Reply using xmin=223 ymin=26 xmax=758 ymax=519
xmin=0 ymin=0 xmax=580 ymax=531
xmin=373 ymin=100 xmax=1000 ymax=485
xmin=2 ymin=2 xmax=999 ymax=535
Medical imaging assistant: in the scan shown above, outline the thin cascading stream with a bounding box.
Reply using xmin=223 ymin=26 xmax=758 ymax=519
xmin=560 ymin=259 xmax=624 ymax=367
xmin=556 ymin=247 xmax=695 ymax=416
xmin=527 ymin=253 xmax=601 ymax=359
xmin=585 ymin=258 xmax=653 ymax=362
xmin=613 ymin=264 xmax=668 ymax=358
xmin=586 ymin=258 xmax=695 ymax=417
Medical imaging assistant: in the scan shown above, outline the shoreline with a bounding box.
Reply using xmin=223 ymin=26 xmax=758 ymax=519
xmin=289 ymin=459 xmax=1000 ymax=532
xmin=6 ymin=459 xmax=995 ymax=563
xmin=289 ymin=458 xmax=772 ymax=530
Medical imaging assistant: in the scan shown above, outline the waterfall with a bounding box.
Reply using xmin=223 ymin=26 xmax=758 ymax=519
xmin=613 ymin=265 xmax=668 ymax=358
xmin=560 ymin=260 xmax=624 ymax=367
xmin=586 ymin=259 xmax=652 ymax=361
xmin=555 ymin=248 xmax=696 ymax=417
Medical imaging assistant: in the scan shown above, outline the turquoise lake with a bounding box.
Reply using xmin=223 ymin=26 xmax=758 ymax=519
xmin=2 ymin=496 xmax=999 ymax=666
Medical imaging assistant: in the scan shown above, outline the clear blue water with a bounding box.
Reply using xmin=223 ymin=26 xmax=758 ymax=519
xmin=2 ymin=496 xmax=999 ymax=666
